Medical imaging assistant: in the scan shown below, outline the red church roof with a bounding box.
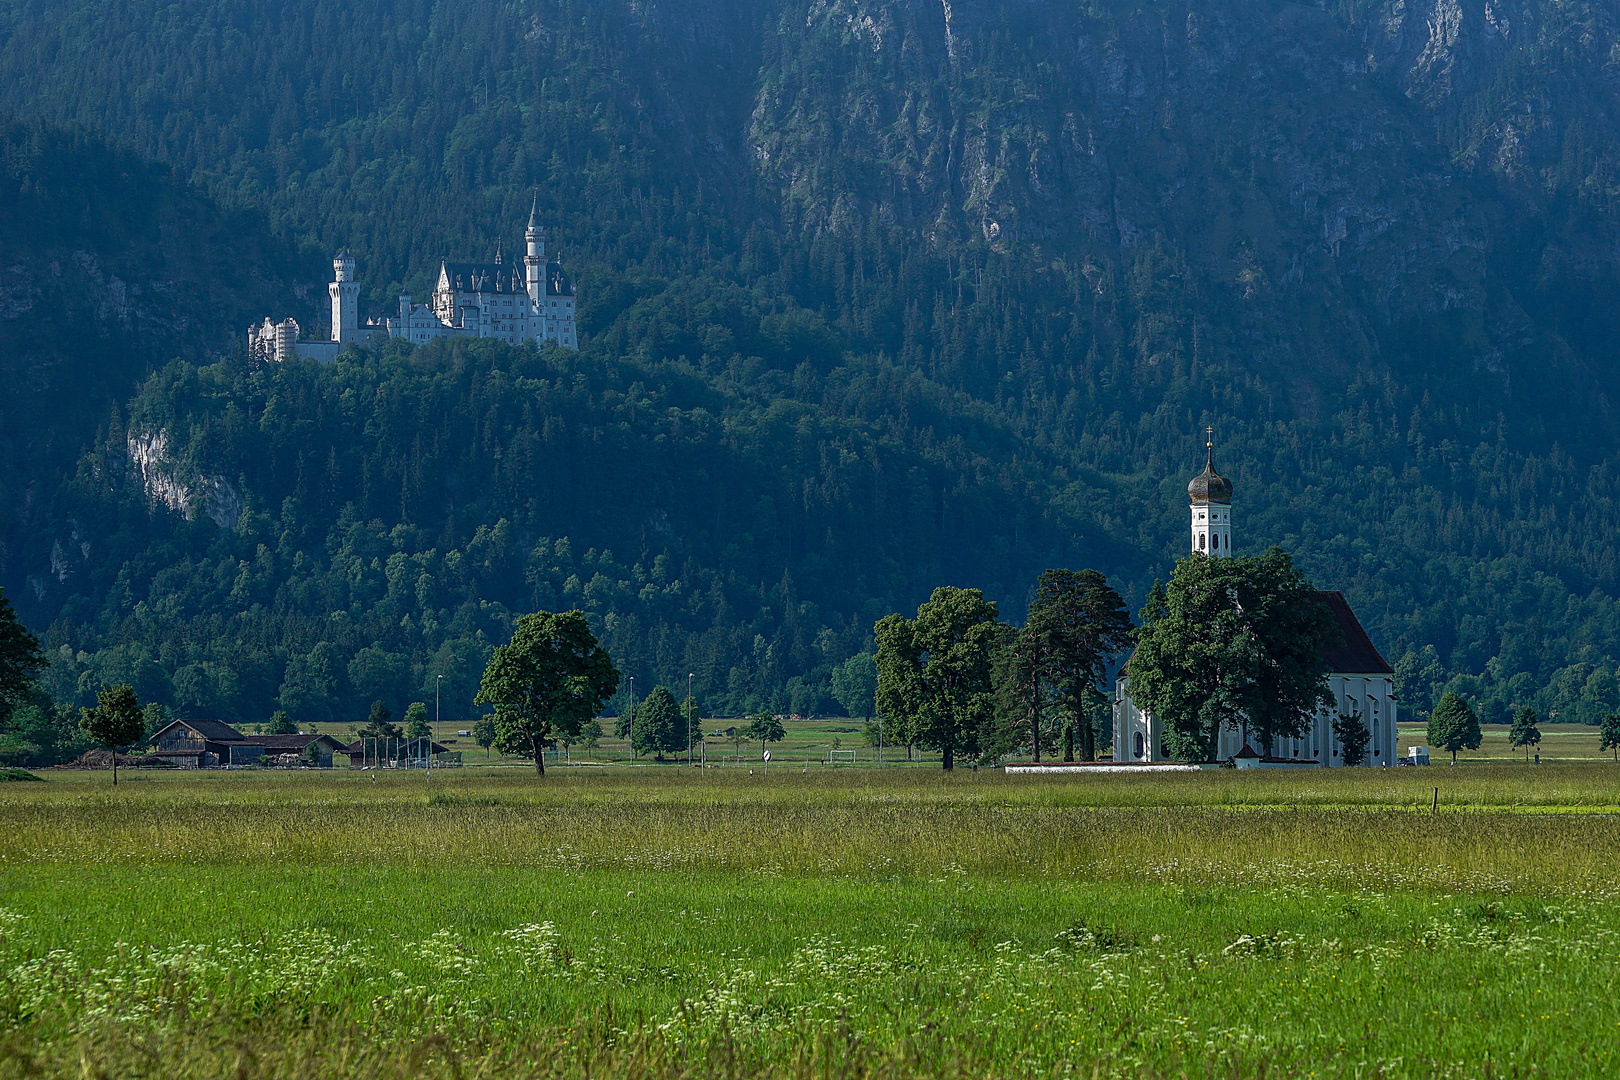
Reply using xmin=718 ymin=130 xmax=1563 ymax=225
xmin=1120 ymin=589 xmax=1392 ymax=677
xmin=1313 ymin=591 xmax=1392 ymax=674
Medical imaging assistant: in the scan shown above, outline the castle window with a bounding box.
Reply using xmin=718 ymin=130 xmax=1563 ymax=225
xmin=1199 ymin=534 xmax=1205 ymax=550
xmin=1133 ymin=732 xmax=1144 ymax=759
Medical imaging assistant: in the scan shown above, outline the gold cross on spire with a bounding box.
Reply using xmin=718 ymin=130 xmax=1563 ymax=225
xmin=1206 ymin=425 xmax=1213 ymax=448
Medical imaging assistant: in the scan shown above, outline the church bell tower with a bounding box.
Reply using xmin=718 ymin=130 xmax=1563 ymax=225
xmin=1188 ymin=429 xmax=1233 ymax=557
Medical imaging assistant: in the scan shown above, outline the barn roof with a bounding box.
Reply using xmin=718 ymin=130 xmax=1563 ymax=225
xmin=230 ymin=734 xmax=343 ymax=751
xmin=154 ymin=718 xmax=246 ymax=742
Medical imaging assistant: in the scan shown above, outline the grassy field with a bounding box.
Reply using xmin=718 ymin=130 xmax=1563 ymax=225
xmin=5 ymin=766 xmax=1620 ymax=1078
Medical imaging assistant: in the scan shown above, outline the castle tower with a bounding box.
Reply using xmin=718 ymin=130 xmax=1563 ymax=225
xmin=1188 ymin=429 xmax=1233 ymax=557
xmin=329 ymin=249 xmax=359 ymax=343
xmin=524 ymin=198 xmax=544 ymax=310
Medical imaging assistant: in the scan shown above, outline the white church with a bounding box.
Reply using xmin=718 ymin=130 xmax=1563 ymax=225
xmin=1112 ymin=440 xmax=1398 ymax=767
xmin=249 ymin=203 xmax=577 ymax=362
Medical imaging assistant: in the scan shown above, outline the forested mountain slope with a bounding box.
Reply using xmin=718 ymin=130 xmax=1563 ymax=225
xmin=0 ymin=121 xmax=321 ymax=580
xmin=2 ymin=0 xmax=1620 ymax=731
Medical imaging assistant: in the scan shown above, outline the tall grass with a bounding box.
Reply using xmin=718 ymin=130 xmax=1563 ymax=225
xmin=4 ymin=767 xmax=1619 ymax=1077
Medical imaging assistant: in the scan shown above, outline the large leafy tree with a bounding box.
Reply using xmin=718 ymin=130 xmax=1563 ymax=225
xmin=875 ymin=587 xmax=1004 ymax=770
xmin=0 ymin=586 xmax=45 ymax=730
xmin=476 ymin=610 xmax=619 ymax=776
xmin=78 ymin=684 xmax=145 ymax=785
xmin=1428 ymin=692 xmax=1483 ymax=765
xmin=1023 ymin=569 xmax=1134 ymax=762
xmin=1129 ymin=549 xmax=1340 ymax=763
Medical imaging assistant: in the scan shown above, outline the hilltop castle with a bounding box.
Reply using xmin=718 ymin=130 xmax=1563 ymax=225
xmin=1112 ymin=438 xmax=1397 ymax=767
xmin=249 ymin=203 xmax=577 ymax=361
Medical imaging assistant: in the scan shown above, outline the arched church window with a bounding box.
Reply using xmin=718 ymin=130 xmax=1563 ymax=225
xmin=1199 ymin=534 xmax=1205 ymax=550
xmin=1133 ymin=732 xmax=1144 ymax=759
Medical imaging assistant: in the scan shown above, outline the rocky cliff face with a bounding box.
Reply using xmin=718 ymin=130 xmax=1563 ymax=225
xmin=737 ymin=0 xmax=1616 ymax=414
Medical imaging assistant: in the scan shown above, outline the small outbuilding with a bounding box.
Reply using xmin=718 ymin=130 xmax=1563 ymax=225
xmin=344 ymin=737 xmax=451 ymax=768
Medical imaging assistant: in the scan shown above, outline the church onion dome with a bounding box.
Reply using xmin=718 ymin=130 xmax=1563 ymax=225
xmin=1187 ymin=442 xmax=1233 ymax=505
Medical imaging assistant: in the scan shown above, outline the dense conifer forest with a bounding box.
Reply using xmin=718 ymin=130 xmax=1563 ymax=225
xmin=4 ymin=0 xmax=1620 ymax=750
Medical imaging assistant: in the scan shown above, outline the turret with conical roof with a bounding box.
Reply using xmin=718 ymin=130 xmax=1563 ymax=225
xmin=1188 ymin=429 xmax=1233 ymax=556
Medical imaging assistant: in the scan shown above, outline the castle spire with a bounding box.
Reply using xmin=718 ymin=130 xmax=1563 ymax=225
xmin=524 ymin=196 xmax=544 ymax=307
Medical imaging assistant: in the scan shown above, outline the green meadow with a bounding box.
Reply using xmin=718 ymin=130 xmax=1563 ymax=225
xmin=4 ymin=765 xmax=1620 ymax=1078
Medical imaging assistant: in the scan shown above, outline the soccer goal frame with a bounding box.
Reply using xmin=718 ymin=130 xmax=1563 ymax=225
xmin=827 ymin=750 xmax=857 ymax=766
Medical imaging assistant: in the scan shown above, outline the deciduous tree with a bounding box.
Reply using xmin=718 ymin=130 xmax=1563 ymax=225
xmin=0 ymin=587 xmax=45 ymax=731
xmin=1428 ymin=692 xmax=1482 ymax=765
xmin=829 ymin=653 xmax=877 ymax=721
xmin=875 ymin=587 xmax=1004 ymax=770
xmin=266 ymin=710 xmax=297 ymax=735
xmin=632 ymin=686 xmax=681 ymax=760
xmin=1508 ymin=706 xmax=1541 ymax=763
xmin=1130 ymin=549 xmax=1339 ymax=763
xmin=472 ymin=716 xmax=497 ymax=758
xmin=1599 ymin=713 xmax=1620 ymax=762
xmin=476 ymin=609 xmax=619 ymax=775
xmin=746 ymin=712 xmax=785 ymax=753
xmin=404 ymin=702 xmax=431 ymax=739
xmin=79 ymin=684 xmax=145 ymax=785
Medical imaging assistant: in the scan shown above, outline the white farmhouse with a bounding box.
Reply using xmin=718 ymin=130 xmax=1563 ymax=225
xmin=1112 ymin=439 xmax=1397 ymax=767
xmin=249 ymin=203 xmax=577 ymax=362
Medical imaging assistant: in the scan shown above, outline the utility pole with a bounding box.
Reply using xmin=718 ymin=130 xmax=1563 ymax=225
xmin=627 ymin=676 xmax=634 ymax=764
xmin=688 ymin=672 xmax=695 ymax=767
xmin=435 ymin=674 xmax=442 ymax=778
